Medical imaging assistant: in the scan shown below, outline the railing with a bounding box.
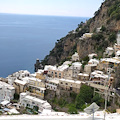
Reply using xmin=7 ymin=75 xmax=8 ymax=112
xmin=87 ymin=82 xmax=108 ymax=90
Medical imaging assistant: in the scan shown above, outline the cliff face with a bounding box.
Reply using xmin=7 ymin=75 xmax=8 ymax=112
xmin=41 ymin=0 xmax=120 ymax=66
xmin=89 ymin=0 xmax=120 ymax=32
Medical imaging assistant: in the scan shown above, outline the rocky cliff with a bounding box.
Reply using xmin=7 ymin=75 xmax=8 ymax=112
xmin=41 ymin=0 xmax=120 ymax=66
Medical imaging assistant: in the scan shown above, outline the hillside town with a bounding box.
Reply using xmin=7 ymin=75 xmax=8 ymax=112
xmin=0 ymin=32 xmax=120 ymax=119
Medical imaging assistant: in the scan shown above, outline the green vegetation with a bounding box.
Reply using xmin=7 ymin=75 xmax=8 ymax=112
xmin=107 ymin=0 xmax=120 ymax=20
xmin=75 ymin=84 xmax=94 ymax=110
xmin=68 ymin=104 xmax=78 ymax=114
xmin=92 ymin=33 xmax=104 ymax=41
xmin=92 ymin=93 xmax=104 ymax=108
xmin=51 ymin=97 xmax=67 ymax=108
xmin=81 ymin=56 xmax=89 ymax=70
xmin=100 ymin=25 xmax=106 ymax=32
xmin=50 ymin=85 xmax=97 ymax=114
xmin=108 ymin=32 xmax=116 ymax=42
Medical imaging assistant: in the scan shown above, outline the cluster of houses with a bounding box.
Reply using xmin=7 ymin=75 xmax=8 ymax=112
xmin=1 ymin=32 xmax=120 ymax=114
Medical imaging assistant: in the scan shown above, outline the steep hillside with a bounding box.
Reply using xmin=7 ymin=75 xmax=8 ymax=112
xmin=41 ymin=0 xmax=120 ymax=66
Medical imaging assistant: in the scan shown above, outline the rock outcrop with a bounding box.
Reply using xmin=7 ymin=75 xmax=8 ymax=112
xmin=41 ymin=0 xmax=120 ymax=66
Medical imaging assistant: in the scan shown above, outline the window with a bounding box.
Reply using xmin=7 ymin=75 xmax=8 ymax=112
xmin=61 ymin=82 xmax=63 ymax=84
xmin=66 ymin=83 xmax=68 ymax=85
xmin=32 ymin=102 xmax=35 ymax=104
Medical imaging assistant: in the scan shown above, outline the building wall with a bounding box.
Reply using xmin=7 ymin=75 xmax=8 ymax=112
xmin=20 ymin=93 xmax=51 ymax=111
xmin=77 ymin=75 xmax=89 ymax=81
xmin=64 ymin=68 xmax=73 ymax=79
xmin=48 ymin=70 xmax=63 ymax=78
xmin=0 ymin=82 xmax=15 ymax=102
xmin=29 ymin=79 xmax=46 ymax=99
xmin=59 ymin=80 xmax=81 ymax=93
xmin=13 ymin=83 xmax=28 ymax=94
xmin=36 ymin=73 xmax=45 ymax=80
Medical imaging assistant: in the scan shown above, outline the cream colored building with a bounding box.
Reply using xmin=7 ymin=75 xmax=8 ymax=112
xmin=77 ymin=73 xmax=89 ymax=81
xmin=64 ymin=67 xmax=73 ymax=79
xmin=59 ymin=79 xmax=81 ymax=93
xmin=36 ymin=69 xmax=45 ymax=80
xmin=84 ymin=59 xmax=99 ymax=75
xmin=63 ymin=62 xmax=82 ymax=79
xmin=13 ymin=79 xmax=28 ymax=94
xmin=98 ymin=57 xmax=120 ymax=72
xmin=90 ymin=70 xmax=114 ymax=89
xmin=46 ymin=79 xmax=59 ymax=91
xmin=45 ymin=65 xmax=69 ymax=79
xmin=29 ymin=77 xmax=46 ymax=99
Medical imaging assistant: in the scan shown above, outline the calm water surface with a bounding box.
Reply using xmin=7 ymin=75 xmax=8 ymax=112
xmin=0 ymin=13 xmax=88 ymax=77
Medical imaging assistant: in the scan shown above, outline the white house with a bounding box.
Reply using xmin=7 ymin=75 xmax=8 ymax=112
xmin=72 ymin=62 xmax=82 ymax=78
xmin=20 ymin=92 xmax=51 ymax=111
xmin=88 ymin=59 xmax=99 ymax=65
xmin=88 ymin=53 xmax=97 ymax=59
xmin=116 ymin=50 xmax=120 ymax=57
xmin=0 ymin=81 xmax=15 ymax=102
xmin=117 ymin=32 xmax=120 ymax=45
xmin=72 ymin=52 xmax=79 ymax=61
xmin=105 ymin=47 xmax=114 ymax=56
xmin=8 ymin=70 xmax=30 ymax=85
xmin=45 ymin=79 xmax=59 ymax=91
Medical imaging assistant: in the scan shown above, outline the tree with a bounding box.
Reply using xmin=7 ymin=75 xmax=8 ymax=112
xmin=75 ymin=85 xmax=93 ymax=109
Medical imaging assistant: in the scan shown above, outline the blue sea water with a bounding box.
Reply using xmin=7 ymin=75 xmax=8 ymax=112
xmin=0 ymin=13 xmax=88 ymax=77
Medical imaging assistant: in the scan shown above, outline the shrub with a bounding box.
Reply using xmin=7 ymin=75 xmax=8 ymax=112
xmin=68 ymin=104 xmax=78 ymax=114
xmin=58 ymin=98 xmax=67 ymax=108
xmin=100 ymin=26 xmax=106 ymax=32
xmin=14 ymin=93 xmax=19 ymax=100
xmin=92 ymin=33 xmax=104 ymax=41
xmin=75 ymin=85 xmax=93 ymax=109
xmin=108 ymin=32 xmax=116 ymax=42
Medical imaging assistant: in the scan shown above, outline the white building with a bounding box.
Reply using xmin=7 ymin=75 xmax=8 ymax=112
xmin=0 ymin=81 xmax=15 ymax=102
xmin=45 ymin=64 xmax=69 ymax=78
xmin=59 ymin=79 xmax=81 ymax=93
xmin=82 ymin=33 xmax=93 ymax=39
xmin=72 ymin=62 xmax=82 ymax=78
xmin=116 ymin=50 xmax=120 ymax=57
xmin=20 ymin=92 xmax=51 ymax=111
xmin=105 ymin=47 xmax=114 ymax=56
xmin=8 ymin=70 xmax=30 ymax=85
xmin=88 ymin=53 xmax=97 ymax=60
xmin=63 ymin=62 xmax=82 ymax=79
xmin=63 ymin=61 xmax=72 ymax=65
xmin=72 ymin=52 xmax=79 ymax=61
xmin=117 ymin=32 xmax=120 ymax=45
xmin=96 ymin=27 xmax=101 ymax=33
xmin=46 ymin=79 xmax=59 ymax=91
xmin=88 ymin=59 xmax=99 ymax=65
xmin=84 ymin=59 xmax=99 ymax=75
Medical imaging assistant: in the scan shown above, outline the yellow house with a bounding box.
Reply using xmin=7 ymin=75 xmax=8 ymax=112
xmin=36 ymin=70 xmax=45 ymax=80
xmin=29 ymin=77 xmax=46 ymax=99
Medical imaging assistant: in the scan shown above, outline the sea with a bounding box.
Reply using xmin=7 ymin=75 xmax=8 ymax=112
xmin=0 ymin=13 xmax=88 ymax=78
